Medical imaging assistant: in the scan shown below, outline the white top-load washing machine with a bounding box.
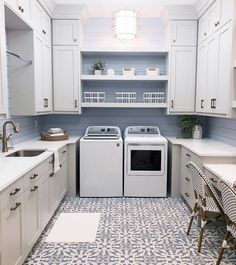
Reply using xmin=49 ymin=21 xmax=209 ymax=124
xmin=80 ymin=126 xmax=123 ymax=197
xmin=124 ymin=126 xmax=167 ymax=197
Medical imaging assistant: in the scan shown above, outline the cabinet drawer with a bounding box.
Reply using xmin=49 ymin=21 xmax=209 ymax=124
xmin=24 ymin=156 xmax=53 ymax=190
xmin=181 ymin=178 xmax=195 ymax=209
xmin=0 ymin=178 xmax=24 ymax=211
xmin=59 ymin=146 xmax=67 ymax=164
xmin=204 ymin=169 xmax=220 ymax=189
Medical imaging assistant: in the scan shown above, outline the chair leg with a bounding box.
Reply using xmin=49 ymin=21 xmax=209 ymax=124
xmin=187 ymin=202 xmax=198 ymax=235
xmin=216 ymin=231 xmax=230 ymax=265
xmin=198 ymin=208 xmax=206 ymax=253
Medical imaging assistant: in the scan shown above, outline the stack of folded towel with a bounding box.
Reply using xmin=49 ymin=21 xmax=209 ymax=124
xmin=48 ymin=128 xmax=65 ymax=137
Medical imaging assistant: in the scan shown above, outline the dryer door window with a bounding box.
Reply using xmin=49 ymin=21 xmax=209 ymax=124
xmin=127 ymin=145 xmax=165 ymax=176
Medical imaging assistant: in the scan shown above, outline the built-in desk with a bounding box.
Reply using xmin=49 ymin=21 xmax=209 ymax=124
xmin=204 ymin=164 xmax=236 ymax=190
xmin=167 ymin=138 xmax=236 ymax=209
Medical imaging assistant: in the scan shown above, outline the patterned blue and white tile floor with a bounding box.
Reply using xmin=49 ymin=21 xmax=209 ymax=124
xmin=24 ymin=197 xmax=236 ymax=265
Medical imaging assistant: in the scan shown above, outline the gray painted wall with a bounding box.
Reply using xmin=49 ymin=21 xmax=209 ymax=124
xmin=41 ymin=109 xmax=181 ymax=138
xmin=205 ymin=117 xmax=236 ymax=146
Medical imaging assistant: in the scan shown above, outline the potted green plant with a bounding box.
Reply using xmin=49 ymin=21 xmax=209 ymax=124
xmin=179 ymin=116 xmax=199 ymax=139
xmin=92 ymin=60 xmax=106 ymax=75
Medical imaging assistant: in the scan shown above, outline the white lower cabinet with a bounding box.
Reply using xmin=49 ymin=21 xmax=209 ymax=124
xmin=23 ymin=185 xmax=40 ymax=253
xmin=0 ymin=148 xmax=68 ymax=265
xmin=1 ymin=198 xmax=24 ymax=265
xmin=38 ymin=172 xmax=50 ymax=230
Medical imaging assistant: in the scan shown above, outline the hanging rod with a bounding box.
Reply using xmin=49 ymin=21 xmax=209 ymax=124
xmin=6 ymin=50 xmax=32 ymax=64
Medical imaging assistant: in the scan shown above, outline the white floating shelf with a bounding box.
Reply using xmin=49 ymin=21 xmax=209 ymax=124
xmin=81 ymin=102 xmax=168 ymax=108
xmin=232 ymin=101 xmax=236 ymax=108
xmin=80 ymin=49 xmax=169 ymax=55
xmin=81 ymin=75 xmax=168 ymax=81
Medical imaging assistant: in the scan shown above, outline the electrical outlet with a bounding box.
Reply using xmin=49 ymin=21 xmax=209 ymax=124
xmin=35 ymin=120 xmax=38 ymax=128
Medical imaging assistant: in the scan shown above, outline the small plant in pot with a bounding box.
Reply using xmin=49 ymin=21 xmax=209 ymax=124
xmin=92 ymin=60 xmax=106 ymax=75
xmin=179 ymin=116 xmax=199 ymax=139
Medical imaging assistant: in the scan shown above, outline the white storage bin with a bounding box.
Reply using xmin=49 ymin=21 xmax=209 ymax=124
xmin=84 ymin=92 xmax=105 ymax=103
xmin=146 ymin=67 xmax=160 ymax=76
xmin=122 ymin=68 xmax=135 ymax=76
xmin=116 ymin=92 xmax=136 ymax=103
xmin=143 ymin=92 xmax=165 ymax=103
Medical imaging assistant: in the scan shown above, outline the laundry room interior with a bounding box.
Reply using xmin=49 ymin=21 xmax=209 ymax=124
xmin=0 ymin=0 xmax=236 ymax=264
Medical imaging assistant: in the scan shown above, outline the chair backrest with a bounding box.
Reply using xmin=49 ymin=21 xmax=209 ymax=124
xmin=188 ymin=161 xmax=223 ymax=212
xmin=220 ymin=179 xmax=236 ymax=223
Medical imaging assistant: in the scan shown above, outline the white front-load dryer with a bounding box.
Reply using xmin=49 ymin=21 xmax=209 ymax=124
xmin=124 ymin=126 xmax=167 ymax=197
xmin=80 ymin=126 xmax=123 ymax=197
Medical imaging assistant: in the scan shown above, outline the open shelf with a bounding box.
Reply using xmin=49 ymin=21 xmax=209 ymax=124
xmin=81 ymin=75 xmax=168 ymax=81
xmin=81 ymin=102 xmax=168 ymax=108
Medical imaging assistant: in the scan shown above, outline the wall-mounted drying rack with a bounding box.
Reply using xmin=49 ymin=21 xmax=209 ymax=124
xmin=6 ymin=50 xmax=32 ymax=64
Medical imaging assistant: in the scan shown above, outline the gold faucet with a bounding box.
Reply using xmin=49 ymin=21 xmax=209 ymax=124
xmin=1 ymin=121 xmax=20 ymax=153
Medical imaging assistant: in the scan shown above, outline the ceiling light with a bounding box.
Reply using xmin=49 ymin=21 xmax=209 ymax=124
xmin=113 ymin=9 xmax=139 ymax=43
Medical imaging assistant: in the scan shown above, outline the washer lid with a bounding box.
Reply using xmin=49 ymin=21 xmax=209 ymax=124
xmin=83 ymin=126 xmax=121 ymax=139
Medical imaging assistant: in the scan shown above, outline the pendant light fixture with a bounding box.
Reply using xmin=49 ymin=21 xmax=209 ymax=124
xmin=113 ymin=8 xmax=139 ymax=43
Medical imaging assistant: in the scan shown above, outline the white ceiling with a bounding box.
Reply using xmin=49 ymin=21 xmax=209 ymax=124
xmin=54 ymin=0 xmax=199 ymax=17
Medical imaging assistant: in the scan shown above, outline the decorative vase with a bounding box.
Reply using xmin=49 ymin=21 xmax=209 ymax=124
xmin=95 ymin=70 xmax=102 ymax=75
xmin=192 ymin=125 xmax=203 ymax=139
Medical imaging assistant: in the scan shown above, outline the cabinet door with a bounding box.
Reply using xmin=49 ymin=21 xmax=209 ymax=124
xmin=42 ymin=12 xmax=51 ymax=43
xmin=1 ymin=199 xmax=24 ymax=265
xmin=196 ymin=42 xmax=208 ymax=112
xmin=34 ymin=33 xmax=44 ymax=112
xmin=43 ymin=41 xmax=52 ymax=112
xmin=39 ymin=173 xmax=50 ymax=230
xmin=169 ymin=47 xmax=196 ymax=113
xmin=53 ymin=20 xmax=78 ymax=45
xmin=219 ymin=0 xmax=233 ymax=27
xmin=206 ymin=33 xmax=219 ymax=113
xmin=18 ymin=0 xmax=31 ymax=22
xmin=49 ymin=172 xmax=59 ymax=214
xmin=53 ymin=46 xmax=79 ymax=112
xmin=208 ymin=0 xmax=220 ymax=36
xmin=172 ymin=21 xmax=197 ymax=46
xmin=31 ymin=0 xmax=43 ymax=34
xmin=198 ymin=12 xmax=209 ymax=44
xmin=23 ymin=186 xmax=40 ymax=252
xmin=215 ymin=23 xmax=232 ymax=114
xmin=58 ymin=160 xmax=67 ymax=201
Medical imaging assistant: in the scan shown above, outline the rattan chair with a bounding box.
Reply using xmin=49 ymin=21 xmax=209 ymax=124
xmin=187 ymin=161 xmax=224 ymax=253
xmin=216 ymin=179 xmax=236 ymax=265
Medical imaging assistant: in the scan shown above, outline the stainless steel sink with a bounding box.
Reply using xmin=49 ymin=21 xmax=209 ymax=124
xmin=6 ymin=150 xmax=46 ymax=157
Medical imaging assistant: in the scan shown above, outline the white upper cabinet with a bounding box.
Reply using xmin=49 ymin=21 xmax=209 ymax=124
xmin=31 ymin=0 xmax=51 ymax=43
xmin=0 ymin=2 xmax=8 ymax=117
xmin=196 ymin=42 xmax=208 ymax=112
xmin=171 ymin=20 xmax=197 ymax=46
xmin=169 ymin=47 xmax=196 ymax=113
xmin=219 ymin=0 xmax=233 ymax=27
xmin=196 ymin=21 xmax=233 ymax=116
xmin=198 ymin=13 xmax=209 ymax=44
xmin=215 ymin=24 xmax=232 ymax=115
xmin=205 ymin=33 xmax=218 ymax=113
xmin=198 ymin=0 xmax=233 ymax=44
xmin=53 ymin=46 xmax=79 ymax=112
xmin=53 ymin=20 xmax=79 ymax=46
xmin=5 ymin=0 xmax=31 ymax=23
xmin=207 ymin=0 xmax=220 ymax=36
xmin=169 ymin=20 xmax=197 ymax=114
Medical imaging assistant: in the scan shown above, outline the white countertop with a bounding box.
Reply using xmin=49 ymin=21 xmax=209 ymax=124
xmin=167 ymin=137 xmax=236 ymax=157
xmin=0 ymin=136 xmax=81 ymax=192
xmin=204 ymin=164 xmax=236 ymax=186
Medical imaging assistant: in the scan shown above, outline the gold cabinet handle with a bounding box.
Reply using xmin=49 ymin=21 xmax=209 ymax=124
xmin=10 ymin=188 xmax=21 ymax=196
xmin=44 ymin=98 xmax=49 ymax=108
